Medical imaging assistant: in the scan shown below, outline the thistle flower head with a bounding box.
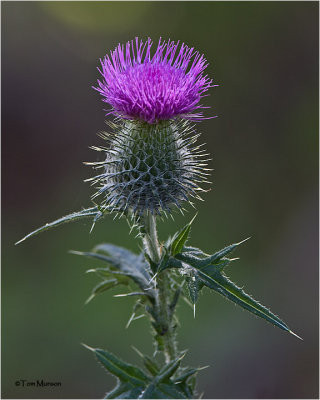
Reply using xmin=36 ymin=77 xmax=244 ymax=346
xmin=90 ymin=38 xmax=214 ymax=217
xmin=95 ymin=37 xmax=215 ymax=124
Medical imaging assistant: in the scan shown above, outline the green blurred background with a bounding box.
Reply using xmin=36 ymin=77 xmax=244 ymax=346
xmin=2 ymin=1 xmax=318 ymax=398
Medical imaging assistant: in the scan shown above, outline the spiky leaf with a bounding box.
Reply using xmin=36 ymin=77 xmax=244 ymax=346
xmin=176 ymin=238 xmax=249 ymax=269
xmin=197 ymin=266 xmax=291 ymax=333
xmin=138 ymin=355 xmax=187 ymax=399
xmin=95 ymin=244 xmax=152 ymax=287
xmin=132 ymin=347 xmax=160 ymax=376
xmin=87 ymin=346 xmax=193 ymax=399
xmin=15 ymin=206 xmax=106 ymax=245
xmin=105 ymin=382 xmax=144 ymax=399
xmin=139 ymin=383 xmax=187 ymax=399
xmin=173 ymin=368 xmax=201 ymax=384
xmin=173 ymin=240 xmax=299 ymax=337
xmin=85 ymin=346 xmax=150 ymax=387
xmin=155 ymin=354 xmax=184 ymax=383
xmin=170 ymin=215 xmax=196 ymax=256
xmin=186 ymin=275 xmax=203 ymax=305
xmin=86 ymin=278 xmax=129 ymax=304
xmin=72 ymin=244 xmax=155 ymax=297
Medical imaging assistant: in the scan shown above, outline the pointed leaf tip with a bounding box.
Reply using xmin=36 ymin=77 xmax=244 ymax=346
xmin=289 ymin=330 xmax=303 ymax=340
xmin=81 ymin=343 xmax=95 ymax=351
xmin=87 ymin=347 xmax=150 ymax=386
xmin=68 ymin=250 xmax=83 ymax=255
xmin=196 ymin=267 xmax=291 ymax=334
xmin=131 ymin=346 xmax=143 ymax=358
xmin=85 ymin=295 xmax=95 ymax=305
xmin=237 ymin=237 xmax=251 ymax=246
xmin=15 ymin=207 xmax=104 ymax=245
xmin=170 ymin=214 xmax=197 ymax=256
xmin=189 ymin=212 xmax=198 ymax=225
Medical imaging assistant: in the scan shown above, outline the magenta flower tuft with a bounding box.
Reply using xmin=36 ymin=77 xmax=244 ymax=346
xmin=95 ymin=37 xmax=216 ymax=124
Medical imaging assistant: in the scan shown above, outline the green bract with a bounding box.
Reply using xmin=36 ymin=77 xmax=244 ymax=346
xmin=86 ymin=120 xmax=210 ymax=216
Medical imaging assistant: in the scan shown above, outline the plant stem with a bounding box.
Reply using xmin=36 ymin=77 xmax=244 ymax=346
xmin=142 ymin=212 xmax=161 ymax=263
xmin=142 ymin=212 xmax=177 ymax=363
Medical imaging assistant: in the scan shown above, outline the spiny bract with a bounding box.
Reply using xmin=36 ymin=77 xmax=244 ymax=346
xmin=86 ymin=120 xmax=210 ymax=216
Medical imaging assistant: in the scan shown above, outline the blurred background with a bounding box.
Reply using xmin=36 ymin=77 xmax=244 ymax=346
xmin=2 ymin=2 xmax=318 ymax=399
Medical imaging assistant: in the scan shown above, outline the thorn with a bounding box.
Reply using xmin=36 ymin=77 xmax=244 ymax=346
xmin=189 ymin=212 xmax=198 ymax=226
xmin=131 ymin=345 xmax=143 ymax=358
xmin=81 ymin=343 xmax=95 ymax=351
xmin=198 ymin=365 xmax=210 ymax=371
xmin=89 ymin=222 xmax=95 ymax=234
xmin=85 ymin=295 xmax=94 ymax=305
xmin=193 ymin=303 xmax=196 ymax=319
xmin=289 ymin=330 xmax=303 ymax=340
xmin=15 ymin=237 xmax=25 ymax=245
xmin=132 ymin=314 xmax=145 ymax=322
xmin=68 ymin=250 xmax=83 ymax=255
xmin=237 ymin=237 xmax=251 ymax=246
xmin=126 ymin=312 xmax=135 ymax=329
xmin=148 ymin=272 xmax=158 ymax=285
xmin=178 ymin=350 xmax=188 ymax=361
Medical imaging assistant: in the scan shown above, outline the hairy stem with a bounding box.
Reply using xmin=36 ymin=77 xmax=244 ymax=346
xmin=142 ymin=212 xmax=177 ymax=363
xmin=142 ymin=212 xmax=161 ymax=262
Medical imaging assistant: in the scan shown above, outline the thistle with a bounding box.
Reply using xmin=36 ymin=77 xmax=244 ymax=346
xmin=16 ymin=37 xmax=300 ymax=399
xmin=89 ymin=38 xmax=215 ymax=218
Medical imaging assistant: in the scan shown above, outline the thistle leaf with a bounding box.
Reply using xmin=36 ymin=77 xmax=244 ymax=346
xmin=196 ymin=266 xmax=291 ymax=333
xmin=157 ymin=251 xmax=171 ymax=273
xmin=15 ymin=206 xmax=106 ymax=245
xmin=174 ymin=240 xmax=298 ymax=336
xmin=173 ymin=367 xmax=203 ymax=384
xmin=144 ymin=252 xmax=158 ymax=274
xmin=137 ymin=383 xmax=158 ymax=399
xmin=139 ymin=383 xmax=187 ymax=399
xmin=132 ymin=347 xmax=160 ymax=377
xmin=176 ymin=239 xmax=248 ymax=269
xmin=157 ymin=383 xmax=188 ymax=399
xmin=92 ymin=279 xmax=119 ymax=294
xmin=71 ymin=250 xmax=118 ymax=266
xmin=95 ymin=244 xmax=152 ymax=283
xmin=72 ymin=245 xmax=154 ymax=295
xmin=84 ymin=345 xmax=150 ymax=387
xmin=170 ymin=215 xmax=197 ymax=256
xmin=197 ymin=238 xmax=250 ymax=268
xmin=86 ymin=345 xmax=192 ymax=399
xmin=86 ymin=267 xmax=130 ymax=281
xmin=155 ymin=353 xmax=185 ymax=383
xmin=94 ymin=244 xmax=142 ymax=266
xmin=174 ymin=382 xmax=193 ymax=399
xmin=86 ymin=278 xmax=127 ymax=304
xmin=105 ymin=382 xmax=144 ymax=399
xmin=138 ymin=355 xmax=188 ymax=399
xmin=169 ymin=287 xmax=182 ymax=318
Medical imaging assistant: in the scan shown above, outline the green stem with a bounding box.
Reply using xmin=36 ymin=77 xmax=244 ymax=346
xmin=142 ymin=212 xmax=161 ymax=263
xmin=142 ymin=212 xmax=177 ymax=363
